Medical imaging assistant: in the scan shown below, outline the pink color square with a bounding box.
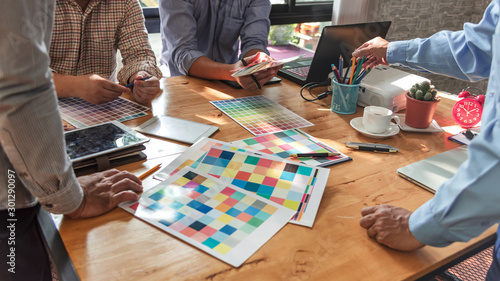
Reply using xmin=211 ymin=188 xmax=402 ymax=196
xmin=186 ymin=191 xmax=201 ymax=199
xmin=270 ymin=196 xmax=285 ymax=205
xmin=254 ymin=136 xmax=269 ymax=143
xmin=262 ymin=176 xmax=279 ymax=186
xmin=220 ymin=187 xmax=236 ymax=196
xmin=236 ymin=212 xmax=252 ymax=222
xmin=184 ymin=180 xmax=200 ymax=189
xmin=207 ymin=148 xmax=223 ymax=158
xmin=200 ymin=225 xmax=218 ymax=236
xmin=266 ymin=134 xmax=279 ymax=141
xmin=261 ymin=149 xmax=275 ymax=154
xmin=223 ymin=197 xmax=238 ymax=207
xmin=169 ymin=221 xmax=188 ymax=232
xmin=190 ymin=232 xmax=209 ymax=243
xmin=257 ymin=158 xmax=273 ymax=168
xmin=279 ymin=144 xmax=295 ymax=151
xmin=235 ymin=171 xmax=252 ymax=181
xmin=180 ymin=227 xmax=198 ymax=237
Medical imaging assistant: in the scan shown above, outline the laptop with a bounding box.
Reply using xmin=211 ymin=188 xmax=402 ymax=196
xmin=278 ymin=21 xmax=392 ymax=86
xmin=397 ymin=146 xmax=469 ymax=193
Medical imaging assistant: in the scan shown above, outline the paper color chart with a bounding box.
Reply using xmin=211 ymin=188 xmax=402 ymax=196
xmin=210 ymin=96 xmax=313 ymax=135
xmin=58 ymin=97 xmax=149 ymax=128
xmin=231 ymin=129 xmax=352 ymax=167
xmin=156 ymin=138 xmax=329 ymax=227
xmin=120 ymin=167 xmax=295 ymax=267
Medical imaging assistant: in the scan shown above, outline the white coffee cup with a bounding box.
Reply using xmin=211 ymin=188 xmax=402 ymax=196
xmin=362 ymin=106 xmax=400 ymax=134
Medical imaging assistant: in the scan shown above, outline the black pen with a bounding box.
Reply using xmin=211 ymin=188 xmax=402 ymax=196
xmin=125 ymin=76 xmax=150 ymax=89
xmin=240 ymin=58 xmax=261 ymax=90
xmin=345 ymin=142 xmax=398 ymax=153
xmin=289 ymin=152 xmax=340 ymax=158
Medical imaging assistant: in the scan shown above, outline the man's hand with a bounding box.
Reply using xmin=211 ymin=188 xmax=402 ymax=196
xmin=359 ymin=204 xmax=425 ymax=251
xmin=234 ymin=52 xmax=282 ymax=90
xmin=67 ymin=169 xmax=143 ymax=219
xmin=53 ymin=73 xmax=132 ymax=104
xmin=352 ymin=37 xmax=390 ymax=69
xmin=78 ymin=74 xmax=131 ymax=104
xmin=129 ymin=71 xmax=161 ymax=104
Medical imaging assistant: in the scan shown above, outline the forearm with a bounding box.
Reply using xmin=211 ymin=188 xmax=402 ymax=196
xmin=188 ymin=56 xmax=237 ymax=81
xmin=52 ymin=73 xmax=82 ymax=98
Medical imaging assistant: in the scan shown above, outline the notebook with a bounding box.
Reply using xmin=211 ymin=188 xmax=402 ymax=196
xmin=397 ymin=146 xmax=468 ymax=193
xmin=278 ymin=21 xmax=392 ymax=86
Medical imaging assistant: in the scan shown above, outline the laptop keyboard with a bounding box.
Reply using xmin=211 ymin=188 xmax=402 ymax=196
xmin=286 ymin=66 xmax=310 ymax=78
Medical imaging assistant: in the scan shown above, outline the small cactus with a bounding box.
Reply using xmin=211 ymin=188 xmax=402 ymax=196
xmin=409 ymin=81 xmax=438 ymax=101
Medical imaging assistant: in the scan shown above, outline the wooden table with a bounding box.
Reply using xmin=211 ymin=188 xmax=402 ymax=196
xmin=57 ymin=76 xmax=497 ymax=281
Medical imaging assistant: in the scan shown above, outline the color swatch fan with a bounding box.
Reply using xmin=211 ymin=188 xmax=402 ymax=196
xmin=210 ymin=95 xmax=313 ymax=135
xmin=120 ymin=167 xmax=295 ymax=267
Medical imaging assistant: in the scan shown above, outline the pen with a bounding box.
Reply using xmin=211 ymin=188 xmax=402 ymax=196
xmin=125 ymin=76 xmax=150 ymax=89
xmin=345 ymin=142 xmax=398 ymax=153
xmin=138 ymin=163 xmax=162 ymax=180
xmin=241 ymin=58 xmax=261 ymax=90
xmin=289 ymin=152 xmax=340 ymax=158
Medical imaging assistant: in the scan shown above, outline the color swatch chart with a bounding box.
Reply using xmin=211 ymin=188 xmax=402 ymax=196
xmin=156 ymin=138 xmax=329 ymax=227
xmin=210 ymin=96 xmax=313 ymax=135
xmin=120 ymin=167 xmax=295 ymax=267
xmin=58 ymin=97 xmax=149 ymax=128
xmin=231 ymin=129 xmax=352 ymax=167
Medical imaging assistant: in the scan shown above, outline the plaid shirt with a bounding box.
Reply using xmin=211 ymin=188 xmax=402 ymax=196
xmin=50 ymin=0 xmax=162 ymax=85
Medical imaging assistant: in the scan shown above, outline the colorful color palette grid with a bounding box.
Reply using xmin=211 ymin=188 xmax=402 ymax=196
xmin=58 ymin=97 xmax=149 ymax=128
xmin=155 ymin=138 xmax=329 ymax=227
xmin=120 ymin=167 xmax=295 ymax=267
xmin=210 ymin=96 xmax=313 ymax=135
xmin=231 ymin=129 xmax=352 ymax=167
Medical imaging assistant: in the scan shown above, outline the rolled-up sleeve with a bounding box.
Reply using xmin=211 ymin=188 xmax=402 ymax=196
xmin=239 ymin=0 xmax=271 ymax=58
xmin=159 ymin=0 xmax=205 ymax=76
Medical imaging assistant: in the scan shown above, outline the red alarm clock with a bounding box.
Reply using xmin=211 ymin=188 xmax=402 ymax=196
xmin=452 ymin=87 xmax=485 ymax=128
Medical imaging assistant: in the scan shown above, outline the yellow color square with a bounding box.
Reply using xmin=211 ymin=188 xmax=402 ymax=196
xmin=158 ymin=197 xmax=174 ymax=206
xmin=214 ymin=243 xmax=232 ymax=255
xmin=261 ymin=204 xmax=278 ymax=215
xmin=266 ymin=168 xmax=282 ymax=179
xmin=217 ymin=213 xmax=234 ymax=224
xmin=221 ymin=168 xmax=238 ymax=179
xmin=283 ymin=199 xmax=300 ymax=211
xmin=269 ymin=146 xmax=284 ymax=153
xmin=240 ymin=195 xmax=256 ymax=205
xmin=213 ymin=193 xmax=229 ymax=202
xmin=231 ymin=153 xmax=247 ymax=163
xmin=227 ymin=161 xmax=243 ymax=171
xmin=275 ymin=179 xmax=292 ymax=190
xmin=174 ymin=176 xmax=190 ymax=187
xmin=273 ymin=139 xmax=287 ymax=146
xmin=248 ymin=173 xmax=265 ymax=183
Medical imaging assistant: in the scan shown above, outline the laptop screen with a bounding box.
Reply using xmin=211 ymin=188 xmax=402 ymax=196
xmin=279 ymin=21 xmax=391 ymax=85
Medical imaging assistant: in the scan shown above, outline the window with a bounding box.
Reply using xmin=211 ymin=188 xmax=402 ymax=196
xmin=270 ymin=0 xmax=333 ymax=25
xmin=140 ymin=0 xmax=334 ymax=32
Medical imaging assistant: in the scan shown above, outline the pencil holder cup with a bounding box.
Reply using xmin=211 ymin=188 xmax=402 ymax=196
xmin=331 ymin=80 xmax=360 ymax=114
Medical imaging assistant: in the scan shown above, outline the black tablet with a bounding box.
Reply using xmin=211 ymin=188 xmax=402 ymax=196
xmin=65 ymin=121 xmax=150 ymax=163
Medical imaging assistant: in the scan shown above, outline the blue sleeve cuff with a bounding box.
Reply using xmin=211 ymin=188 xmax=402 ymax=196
xmin=387 ymin=41 xmax=409 ymax=65
xmin=180 ymin=50 xmax=206 ymax=75
xmin=409 ymin=200 xmax=455 ymax=247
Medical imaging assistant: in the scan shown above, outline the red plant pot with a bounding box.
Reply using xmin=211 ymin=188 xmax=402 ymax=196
xmin=405 ymin=93 xmax=440 ymax=128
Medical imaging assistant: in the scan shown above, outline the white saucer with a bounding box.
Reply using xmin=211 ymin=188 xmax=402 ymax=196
xmin=350 ymin=117 xmax=400 ymax=139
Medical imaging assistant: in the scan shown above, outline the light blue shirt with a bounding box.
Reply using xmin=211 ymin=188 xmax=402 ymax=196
xmin=159 ymin=0 xmax=271 ymax=76
xmin=387 ymin=0 xmax=500 ymax=276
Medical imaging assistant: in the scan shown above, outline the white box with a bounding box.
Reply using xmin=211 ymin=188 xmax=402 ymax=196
xmin=357 ymin=65 xmax=430 ymax=112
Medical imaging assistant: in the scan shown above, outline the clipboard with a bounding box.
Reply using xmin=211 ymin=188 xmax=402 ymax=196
xmin=134 ymin=115 xmax=219 ymax=144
